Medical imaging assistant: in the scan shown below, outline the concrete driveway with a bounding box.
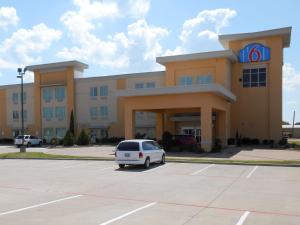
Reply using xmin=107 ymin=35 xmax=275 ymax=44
xmin=0 ymin=160 xmax=299 ymax=224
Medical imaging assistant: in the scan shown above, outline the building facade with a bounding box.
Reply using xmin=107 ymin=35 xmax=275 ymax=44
xmin=0 ymin=27 xmax=292 ymax=151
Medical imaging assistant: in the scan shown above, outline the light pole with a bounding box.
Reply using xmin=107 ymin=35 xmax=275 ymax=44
xmin=17 ymin=67 xmax=27 ymax=153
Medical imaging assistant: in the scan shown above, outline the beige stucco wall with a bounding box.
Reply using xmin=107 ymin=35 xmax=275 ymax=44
xmin=229 ymin=36 xmax=283 ymax=142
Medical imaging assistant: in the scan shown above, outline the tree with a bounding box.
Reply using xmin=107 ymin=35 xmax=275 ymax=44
xmin=77 ymin=130 xmax=90 ymax=146
xmin=282 ymin=121 xmax=290 ymax=125
xmin=63 ymin=130 xmax=74 ymax=146
xmin=69 ymin=110 xmax=75 ymax=135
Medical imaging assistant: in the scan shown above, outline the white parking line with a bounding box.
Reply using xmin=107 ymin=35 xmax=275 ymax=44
xmin=191 ymin=164 xmax=215 ymax=175
xmin=0 ymin=195 xmax=82 ymax=216
xmin=143 ymin=163 xmax=171 ymax=173
xmin=246 ymin=166 xmax=258 ymax=179
xmin=236 ymin=211 xmax=250 ymax=225
xmin=99 ymin=202 xmax=157 ymax=225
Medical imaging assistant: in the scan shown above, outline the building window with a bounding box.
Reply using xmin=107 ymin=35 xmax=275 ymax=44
xmin=135 ymin=83 xmax=144 ymax=89
xmin=43 ymin=107 xmax=53 ymax=121
xmin=146 ymin=82 xmax=156 ymax=88
xmin=23 ymin=110 xmax=27 ymax=121
xmin=12 ymin=93 xmax=18 ymax=104
xmin=55 ymin=87 xmax=65 ymax=102
xmin=43 ymin=128 xmax=54 ymax=143
xmin=90 ymin=87 xmax=98 ymax=98
xmin=197 ymin=75 xmax=212 ymax=84
xmin=43 ymin=88 xmax=53 ymax=103
xmin=55 ymin=107 xmax=66 ymax=121
xmin=100 ymin=85 xmax=108 ymax=97
xmin=179 ymin=76 xmax=193 ymax=85
xmin=243 ymin=68 xmax=266 ymax=88
xmin=13 ymin=111 xmax=19 ymax=120
xmin=90 ymin=107 xmax=98 ymax=119
xmin=56 ymin=128 xmax=66 ymax=139
xmin=100 ymin=106 xmax=108 ymax=118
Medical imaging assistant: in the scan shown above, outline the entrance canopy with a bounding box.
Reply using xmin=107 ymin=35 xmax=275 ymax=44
xmin=117 ymin=89 xmax=234 ymax=152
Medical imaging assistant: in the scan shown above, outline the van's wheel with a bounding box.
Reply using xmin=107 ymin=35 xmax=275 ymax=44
xmin=27 ymin=142 xmax=31 ymax=147
xmin=144 ymin=158 xmax=150 ymax=169
xmin=160 ymin=154 xmax=166 ymax=164
xmin=119 ymin=164 xmax=125 ymax=169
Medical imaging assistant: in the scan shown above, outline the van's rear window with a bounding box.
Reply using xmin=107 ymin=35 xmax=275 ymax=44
xmin=117 ymin=142 xmax=140 ymax=151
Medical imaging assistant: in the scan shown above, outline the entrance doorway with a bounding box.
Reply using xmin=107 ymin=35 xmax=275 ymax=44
xmin=181 ymin=127 xmax=201 ymax=143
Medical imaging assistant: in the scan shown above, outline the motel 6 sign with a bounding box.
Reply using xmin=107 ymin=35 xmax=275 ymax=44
xmin=239 ymin=43 xmax=270 ymax=63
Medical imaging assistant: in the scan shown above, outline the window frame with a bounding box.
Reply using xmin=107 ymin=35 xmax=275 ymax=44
xmin=242 ymin=67 xmax=267 ymax=88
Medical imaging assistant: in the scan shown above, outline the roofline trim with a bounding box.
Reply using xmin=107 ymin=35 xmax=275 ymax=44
xmin=218 ymin=27 xmax=292 ymax=49
xmin=26 ymin=60 xmax=88 ymax=72
xmin=156 ymin=49 xmax=238 ymax=65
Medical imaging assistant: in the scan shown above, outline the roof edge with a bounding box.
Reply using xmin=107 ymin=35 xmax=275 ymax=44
xmin=26 ymin=60 xmax=88 ymax=72
xmin=218 ymin=27 xmax=292 ymax=49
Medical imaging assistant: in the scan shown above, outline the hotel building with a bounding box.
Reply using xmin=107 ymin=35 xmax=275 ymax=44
xmin=0 ymin=27 xmax=292 ymax=151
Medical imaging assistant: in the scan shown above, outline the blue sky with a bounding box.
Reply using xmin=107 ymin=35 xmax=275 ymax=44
xmin=0 ymin=0 xmax=299 ymax=123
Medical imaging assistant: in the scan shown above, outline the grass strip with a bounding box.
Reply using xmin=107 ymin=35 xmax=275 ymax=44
xmin=1 ymin=152 xmax=300 ymax=166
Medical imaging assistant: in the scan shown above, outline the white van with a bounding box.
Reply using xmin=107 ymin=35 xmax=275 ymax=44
xmin=115 ymin=139 xmax=166 ymax=169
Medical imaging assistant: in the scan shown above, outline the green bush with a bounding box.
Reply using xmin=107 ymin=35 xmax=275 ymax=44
xmin=63 ymin=130 xmax=75 ymax=146
xmin=77 ymin=130 xmax=90 ymax=146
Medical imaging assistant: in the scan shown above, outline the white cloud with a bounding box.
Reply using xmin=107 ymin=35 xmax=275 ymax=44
xmin=128 ymin=0 xmax=150 ymax=19
xmin=0 ymin=6 xmax=19 ymax=29
xmin=283 ymin=63 xmax=300 ymax=91
xmin=58 ymin=0 xmax=168 ymax=71
xmin=0 ymin=23 xmax=61 ymax=69
xmin=166 ymin=8 xmax=236 ymax=56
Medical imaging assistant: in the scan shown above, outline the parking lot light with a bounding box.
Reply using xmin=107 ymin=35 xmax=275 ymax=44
xmin=17 ymin=67 xmax=27 ymax=153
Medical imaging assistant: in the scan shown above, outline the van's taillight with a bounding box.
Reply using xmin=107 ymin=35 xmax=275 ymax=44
xmin=139 ymin=152 xmax=143 ymax=158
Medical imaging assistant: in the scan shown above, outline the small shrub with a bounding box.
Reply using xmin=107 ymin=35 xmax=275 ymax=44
xmin=212 ymin=138 xmax=222 ymax=152
xmin=278 ymin=138 xmax=287 ymax=146
xmin=262 ymin=139 xmax=269 ymax=145
xmin=241 ymin=137 xmax=251 ymax=145
xmin=227 ymin=138 xmax=235 ymax=145
xmin=0 ymin=138 xmax=14 ymax=144
xmin=251 ymin=138 xmax=260 ymax=145
xmin=135 ymin=132 xmax=146 ymax=139
xmin=50 ymin=138 xmax=58 ymax=146
xmin=161 ymin=131 xmax=174 ymax=151
xmin=63 ymin=130 xmax=75 ymax=146
xmin=77 ymin=130 xmax=90 ymax=146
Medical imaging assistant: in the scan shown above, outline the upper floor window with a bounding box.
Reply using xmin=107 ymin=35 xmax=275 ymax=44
xmin=12 ymin=93 xmax=18 ymax=104
xmin=99 ymin=85 xmax=108 ymax=97
xmin=135 ymin=83 xmax=144 ymax=89
xmin=55 ymin=87 xmax=65 ymax=102
xmin=12 ymin=111 xmax=19 ymax=120
xmin=197 ymin=75 xmax=212 ymax=84
xmin=90 ymin=107 xmax=98 ymax=119
xmin=179 ymin=76 xmax=193 ymax=86
xmin=243 ymin=68 xmax=266 ymax=88
xmin=55 ymin=107 xmax=66 ymax=121
xmin=100 ymin=106 xmax=108 ymax=118
xmin=43 ymin=88 xmax=53 ymax=103
xmin=43 ymin=107 xmax=53 ymax=121
xmin=23 ymin=110 xmax=27 ymax=121
xmin=146 ymin=82 xmax=156 ymax=88
xmin=90 ymin=87 xmax=98 ymax=98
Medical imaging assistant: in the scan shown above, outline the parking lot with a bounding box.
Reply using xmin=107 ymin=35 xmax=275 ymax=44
xmin=0 ymin=159 xmax=300 ymax=225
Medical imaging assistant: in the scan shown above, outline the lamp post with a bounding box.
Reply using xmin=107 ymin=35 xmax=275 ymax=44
xmin=17 ymin=67 xmax=27 ymax=153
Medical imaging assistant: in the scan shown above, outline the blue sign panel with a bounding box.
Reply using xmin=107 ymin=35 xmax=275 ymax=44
xmin=239 ymin=43 xmax=270 ymax=63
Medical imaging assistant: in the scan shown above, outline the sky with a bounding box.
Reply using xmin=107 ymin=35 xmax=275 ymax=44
xmin=0 ymin=0 xmax=299 ymax=123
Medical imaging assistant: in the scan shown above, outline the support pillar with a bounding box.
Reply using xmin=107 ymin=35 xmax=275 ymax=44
xmin=216 ymin=111 xmax=227 ymax=147
xmin=201 ymin=106 xmax=212 ymax=152
xmin=124 ymin=108 xmax=135 ymax=139
xmin=156 ymin=112 xmax=164 ymax=141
